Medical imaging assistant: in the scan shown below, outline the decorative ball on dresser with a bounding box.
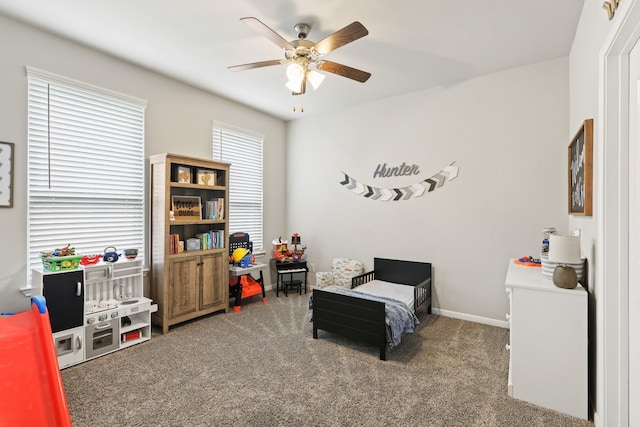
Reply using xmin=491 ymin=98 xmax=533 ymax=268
xmin=552 ymin=265 xmax=579 ymax=289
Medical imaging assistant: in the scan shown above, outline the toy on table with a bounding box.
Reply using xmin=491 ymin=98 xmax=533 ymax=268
xmin=228 ymin=232 xmax=266 ymax=311
xmin=40 ymin=244 xmax=81 ymax=271
xmin=80 ymin=254 xmax=102 ymax=265
xmin=272 ymin=233 xmax=306 ymax=262
xmin=232 ymin=247 xmax=253 ymax=268
xmin=514 ymin=256 xmax=541 ymax=267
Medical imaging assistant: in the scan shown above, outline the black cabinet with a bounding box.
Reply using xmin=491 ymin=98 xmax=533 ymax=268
xmin=39 ymin=270 xmax=84 ymax=333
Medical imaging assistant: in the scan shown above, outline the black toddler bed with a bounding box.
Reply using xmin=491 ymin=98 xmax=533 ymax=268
xmin=312 ymin=257 xmax=432 ymax=360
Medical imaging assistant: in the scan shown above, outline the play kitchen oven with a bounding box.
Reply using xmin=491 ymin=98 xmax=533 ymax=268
xmin=32 ymin=258 xmax=157 ymax=368
xmin=84 ymin=295 xmax=155 ymax=359
xmin=85 ymin=317 xmax=118 ymax=358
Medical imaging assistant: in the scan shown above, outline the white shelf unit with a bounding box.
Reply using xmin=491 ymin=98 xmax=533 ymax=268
xmin=504 ymin=259 xmax=588 ymax=420
xmin=119 ymin=310 xmax=152 ymax=348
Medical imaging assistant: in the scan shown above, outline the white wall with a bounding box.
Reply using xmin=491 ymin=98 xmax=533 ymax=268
xmin=570 ymin=2 xmax=628 ymax=425
xmin=0 ymin=14 xmax=286 ymax=313
xmin=569 ymin=0 xmax=609 ymax=286
xmin=286 ymin=58 xmax=569 ymax=324
xmin=569 ymin=0 xmax=639 ymax=426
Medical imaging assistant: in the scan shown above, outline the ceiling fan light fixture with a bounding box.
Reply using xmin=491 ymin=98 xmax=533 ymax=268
xmin=286 ymin=62 xmax=305 ymax=81
xmin=229 ymin=18 xmax=371 ymax=101
xmin=307 ymin=70 xmax=325 ymax=90
xmin=285 ymin=78 xmax=304 ymax=94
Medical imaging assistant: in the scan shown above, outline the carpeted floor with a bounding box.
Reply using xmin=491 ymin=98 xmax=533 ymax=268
xmin=61 ymin=290 xmax=593 ymax=426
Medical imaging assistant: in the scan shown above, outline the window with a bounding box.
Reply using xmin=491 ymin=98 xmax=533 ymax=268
xmin=212 ymin=123 xmax=264 ymax=252
xmin=26 ymin=67 xmax=147 ymax=279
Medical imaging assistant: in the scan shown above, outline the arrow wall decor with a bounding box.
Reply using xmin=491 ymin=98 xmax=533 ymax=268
xmin=340 ymin=162 xmax=458 ymax=201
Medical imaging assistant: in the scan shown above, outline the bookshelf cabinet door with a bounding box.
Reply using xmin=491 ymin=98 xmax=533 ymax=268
xmin=168 ymin=256 xmax=199 ymax=319
xmin=200 ymin=252 xmax=227 ymax=310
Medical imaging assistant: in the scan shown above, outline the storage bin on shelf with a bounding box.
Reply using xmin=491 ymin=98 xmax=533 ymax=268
xmin=41 ymin=255 xmax=82 ymax=272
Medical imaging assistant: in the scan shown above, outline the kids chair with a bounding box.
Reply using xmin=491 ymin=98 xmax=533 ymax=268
xmin=315 ymin=258 xmax=364 ymax=289
xmin=228 ymin=232 xmax=266 ymax=311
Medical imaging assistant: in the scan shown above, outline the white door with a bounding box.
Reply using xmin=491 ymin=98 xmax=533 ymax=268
xmin=629 ymin=39 xmax=640 ymax=427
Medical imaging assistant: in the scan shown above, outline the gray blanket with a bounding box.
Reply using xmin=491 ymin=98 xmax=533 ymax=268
xmin=311 ymin=286 xmax=418 ymax=348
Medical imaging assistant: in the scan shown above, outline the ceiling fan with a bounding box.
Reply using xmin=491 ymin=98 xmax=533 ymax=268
xmin=228 ymin=17 xmax=371 ymax=95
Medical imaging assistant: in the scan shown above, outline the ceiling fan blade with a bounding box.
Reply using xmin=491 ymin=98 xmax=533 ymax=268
xmin=240 ymin=17 xmax=295 ymax=51
xmin=313 ymin=21 xmax=369 ymax=56
xmin=316 ymin=61 xmax=371 ymax=83
xmin=228 ymin=59 xmax=286 ymax=72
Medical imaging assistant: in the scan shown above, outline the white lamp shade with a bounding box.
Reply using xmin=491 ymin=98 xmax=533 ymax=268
xmin=307 ymin=70 xmax=325 ymax=90
xmin=286 ymin=63 xmax=305 ymax=81
xmin=548 ymin=234 xmax=582 ymax=264
xmin=285 ymin=79 xmax=303 ymax=93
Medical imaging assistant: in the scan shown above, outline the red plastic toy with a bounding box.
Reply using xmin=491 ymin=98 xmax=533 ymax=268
xmin=0 ymin=296 xmax=72 ymax=427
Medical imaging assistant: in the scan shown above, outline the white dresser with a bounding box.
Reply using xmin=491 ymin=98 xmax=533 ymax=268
xmin=505 ymin=259 xmax=588 ymax=420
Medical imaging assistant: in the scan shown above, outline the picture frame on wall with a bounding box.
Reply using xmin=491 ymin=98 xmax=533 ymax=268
xmin=0 ymin=141 xmax=14 ymax=208
xmin=568 ymin=119 xmax=593 ymax=216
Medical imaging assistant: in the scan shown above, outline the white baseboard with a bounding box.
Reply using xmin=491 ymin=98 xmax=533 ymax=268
xmin=432 ymin=307 xmax=509 ymax=329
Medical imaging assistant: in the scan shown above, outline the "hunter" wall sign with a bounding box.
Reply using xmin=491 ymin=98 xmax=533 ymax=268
xmin=341 ymin=162 xmax=459 ymax=201
xmin=373 ymin=162 xmax=420 ymax=179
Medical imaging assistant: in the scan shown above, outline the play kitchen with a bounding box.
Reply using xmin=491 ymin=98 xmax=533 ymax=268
xmin=32 ymin=250 xmax=156 ymax=369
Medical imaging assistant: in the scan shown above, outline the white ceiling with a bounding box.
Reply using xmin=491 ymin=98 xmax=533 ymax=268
xmin=0 ymin=0 xmax=585 ymax=121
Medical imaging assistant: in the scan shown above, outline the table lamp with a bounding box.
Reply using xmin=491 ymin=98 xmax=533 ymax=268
xmin=548 ymin=234 xmax=582 ymax=289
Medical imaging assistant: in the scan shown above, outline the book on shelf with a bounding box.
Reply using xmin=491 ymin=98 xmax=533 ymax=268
xmin=217 ymin=198 xmax=224 ymax=220
xmin=168 ymin=234 xmax=184 ymax=254
xmin=194 ymin=230 xmax=225 ymax=250
xmin=196 ymin=232 xmax=209 ymax=250
xmin=205 ymin=198 xmax=225 ymax=220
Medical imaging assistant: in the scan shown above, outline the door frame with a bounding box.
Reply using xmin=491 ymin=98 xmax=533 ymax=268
xmin=599 ymin=1 xmax=640 ymax=425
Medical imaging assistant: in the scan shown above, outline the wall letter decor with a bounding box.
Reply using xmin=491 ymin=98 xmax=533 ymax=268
xmin=341 ymin=162 xmax=458 ymax=201
xmin=0 ymin=141 xmax=14 ymax=208
xmin=372 ymin=162 xmax=420 ymax=179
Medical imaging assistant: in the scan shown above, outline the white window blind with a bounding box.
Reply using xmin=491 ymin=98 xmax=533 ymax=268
xmin=26 ymin=67 xmax=147 ymax=277
xmin=212 ymin=123 xmax=264 ymax=252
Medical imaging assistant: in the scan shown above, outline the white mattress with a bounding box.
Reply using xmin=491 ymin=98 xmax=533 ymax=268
xmin=354 ymin=280 xmax=414 ymax=312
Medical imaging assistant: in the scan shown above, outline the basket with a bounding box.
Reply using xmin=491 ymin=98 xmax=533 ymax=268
xmin=540 ymin=254 xmax=585 ymax=281
xmin=42 ymin=255 xmax=82 ymax=272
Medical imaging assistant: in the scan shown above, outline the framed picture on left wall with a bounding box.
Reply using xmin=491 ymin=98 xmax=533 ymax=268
xmin=0 ymin=141 xmax=14 ymax=208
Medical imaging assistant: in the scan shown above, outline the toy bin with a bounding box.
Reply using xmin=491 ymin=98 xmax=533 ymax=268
xmin=42 ymin=255 xmax=81 ymax=271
